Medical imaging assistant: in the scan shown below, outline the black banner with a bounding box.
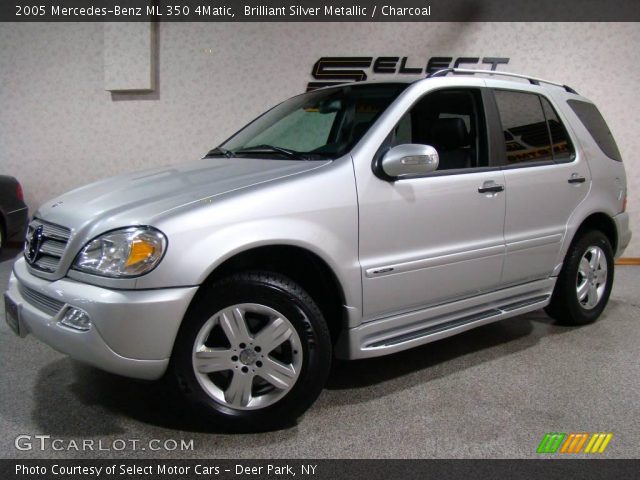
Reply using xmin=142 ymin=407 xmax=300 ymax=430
xmin=1 ymin=0 xmax=640 ymax=22
xmin=3 ymin=459 xmax=640 ymax=480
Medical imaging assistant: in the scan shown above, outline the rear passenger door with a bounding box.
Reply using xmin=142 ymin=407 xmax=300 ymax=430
xmin=491 ymin=89 xmax=590 ymax=286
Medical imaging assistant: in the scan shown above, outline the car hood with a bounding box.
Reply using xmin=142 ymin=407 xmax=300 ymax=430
xmin=34 ymin=157 xmax=331 ymax=230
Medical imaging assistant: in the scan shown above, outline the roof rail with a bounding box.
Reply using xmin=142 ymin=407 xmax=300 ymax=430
xmin=427 ymin=68 xmax=578 ymax=94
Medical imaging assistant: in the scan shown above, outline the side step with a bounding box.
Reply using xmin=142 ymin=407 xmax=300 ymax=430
xmin=367 ymin=295 xmax=548 ymax=348
xmin=335 ymin=278 xmax=555 ymax=360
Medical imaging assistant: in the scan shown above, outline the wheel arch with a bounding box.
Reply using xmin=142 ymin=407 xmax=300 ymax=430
xmin=193 ymin=244 xmax=349 ymax=344
xmin=571 ymin=212 xmax=618 ymax=253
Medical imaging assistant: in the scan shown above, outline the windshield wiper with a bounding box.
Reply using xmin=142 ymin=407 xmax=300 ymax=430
xmin=204 ymin=147 xmax=234 ymax=158
xmin=234 ymin=144 xmax=306 ymax=160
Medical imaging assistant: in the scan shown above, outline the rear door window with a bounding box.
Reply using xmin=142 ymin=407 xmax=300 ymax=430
xmin=494 ymin=90 xmax=554 ymax=165
xmin=494 ymin=90 xmax=577 ymax=166
xmin=540 ymin=97 xmax=575 ymax=162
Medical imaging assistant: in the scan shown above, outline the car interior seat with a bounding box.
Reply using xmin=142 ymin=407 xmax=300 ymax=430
xmin=429 ymin=118 xmax=472 ymax=170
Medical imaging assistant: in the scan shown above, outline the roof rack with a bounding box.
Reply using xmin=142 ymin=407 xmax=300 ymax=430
xmin=427 ymin=68 xmax=578 ymax=94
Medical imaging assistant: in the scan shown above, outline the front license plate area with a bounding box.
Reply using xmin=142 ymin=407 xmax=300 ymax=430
xmin=4 ymin=293 xmax=23 ymax=337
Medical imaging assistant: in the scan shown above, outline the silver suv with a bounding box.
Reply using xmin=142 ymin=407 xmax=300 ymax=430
xmin=4 ymin=70 xmax=631 ymax=431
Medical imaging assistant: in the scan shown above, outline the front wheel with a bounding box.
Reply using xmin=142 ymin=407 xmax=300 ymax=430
xmin=171 ymin=271 xmax=331 ymax=432
xmin=545 ymin=230 xmax=614 ymax=325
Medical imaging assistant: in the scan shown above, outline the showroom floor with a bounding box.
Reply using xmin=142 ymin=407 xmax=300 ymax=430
xmin=1 ymin=246 xmax=638 ymax=459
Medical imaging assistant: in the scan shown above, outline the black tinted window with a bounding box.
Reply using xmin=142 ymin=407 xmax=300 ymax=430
xmin=541 ymin=97 xmax=575 ymax=162
xmin=567 ymin=100 xmax=622 ymax=161
xmin=494 ymin=90 xmax=554 ymax=164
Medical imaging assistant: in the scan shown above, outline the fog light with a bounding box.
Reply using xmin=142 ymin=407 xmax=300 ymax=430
xmin=59 ymin=307 xmax=91 ymax=331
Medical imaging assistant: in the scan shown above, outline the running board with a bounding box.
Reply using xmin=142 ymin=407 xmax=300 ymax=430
xmin=335 ymin=278 xmax=555 ymax=359
xmin=367 ymin=295 xmax=548 ymax=348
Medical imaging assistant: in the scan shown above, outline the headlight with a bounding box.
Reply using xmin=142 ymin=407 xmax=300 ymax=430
xmin=73 ymin=227 xmax=167 ymax=278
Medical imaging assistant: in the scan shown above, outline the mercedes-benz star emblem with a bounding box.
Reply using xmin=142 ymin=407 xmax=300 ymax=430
xmin=26 ymin=225 xmax=44 ymax=265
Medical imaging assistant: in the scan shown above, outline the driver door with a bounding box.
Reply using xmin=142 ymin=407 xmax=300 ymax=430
xmin=356 ymin=88 xmax=507 ymax=319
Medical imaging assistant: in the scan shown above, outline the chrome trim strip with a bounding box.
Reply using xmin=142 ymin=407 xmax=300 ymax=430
xmin=365 ymin=244 xmax=504 ymax=278
xmin=7 ymin=206 xmax=28 ymax=215
xmin=505 ymin=233 xmax=563 ymax=253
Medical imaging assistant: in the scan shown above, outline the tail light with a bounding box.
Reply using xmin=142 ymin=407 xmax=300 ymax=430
xmin=622 ymin=192 xmax=627 ymax=212
xmin=15 ymin=182 xmax=24 ymax=202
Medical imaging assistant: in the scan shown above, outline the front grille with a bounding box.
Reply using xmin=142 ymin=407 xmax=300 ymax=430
xmin=18 ymin=284 xmax=66 ymax=316
xmin=25 ymin=218 xmax=72 ymax=273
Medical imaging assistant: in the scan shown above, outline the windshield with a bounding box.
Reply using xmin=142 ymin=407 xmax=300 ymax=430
xmin=211 ymin=83 xmax=408 ymax=160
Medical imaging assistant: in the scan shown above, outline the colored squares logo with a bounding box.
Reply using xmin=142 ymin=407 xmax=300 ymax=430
xmin=537 ymin=433 xmax=565 ymax=453
xmin=537 ymin=433 xmax=613 ymax=454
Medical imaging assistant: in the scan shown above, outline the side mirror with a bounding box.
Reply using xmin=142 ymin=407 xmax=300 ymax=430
xmin=380 ymin=144 xmax=439 ymax=179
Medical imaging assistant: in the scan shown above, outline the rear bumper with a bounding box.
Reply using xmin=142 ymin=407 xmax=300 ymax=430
xmin=613 ymin=212 xmax=632 ymax=258
xmin=5 ymin=257 xmax=197 ymax=380
xmin=5 ymin=206 xmax=28 ymax=241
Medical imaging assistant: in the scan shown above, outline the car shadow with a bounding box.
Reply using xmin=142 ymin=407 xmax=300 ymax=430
xmin=28 ymin=308 xmax=581 ymax=435
xmin=31 ymin=359 xmax=220 ymax=435
xmin=323 ymin=311 xmax=569 ymax=399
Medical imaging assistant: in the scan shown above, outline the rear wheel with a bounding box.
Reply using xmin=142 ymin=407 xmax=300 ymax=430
xmin=545 ymin=230 xmax=614 ymax=325
xmin=171 ymin=271 xmax=331 ymax=432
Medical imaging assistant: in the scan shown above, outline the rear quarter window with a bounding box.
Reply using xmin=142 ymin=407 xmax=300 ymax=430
xmin=567 ymin=100 xmax=622 ymax=162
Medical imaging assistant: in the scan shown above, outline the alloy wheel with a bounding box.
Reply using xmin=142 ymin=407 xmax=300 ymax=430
xmin=191 ymin=303 xmax=303 ymax=410
xmin=576 ymin=246 xmax=608 ymax=310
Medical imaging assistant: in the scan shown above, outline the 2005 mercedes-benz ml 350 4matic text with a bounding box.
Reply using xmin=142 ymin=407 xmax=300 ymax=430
xmin=4 ymin=69 xmax=631 ymax=431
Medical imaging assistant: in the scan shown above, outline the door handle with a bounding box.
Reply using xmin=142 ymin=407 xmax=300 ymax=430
xmin=478 ymin=182 xmax=505 ymax=194
xmin=568 ymin=175 xmax=586 ymax=184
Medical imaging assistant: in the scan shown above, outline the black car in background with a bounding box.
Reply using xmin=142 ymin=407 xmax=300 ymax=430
xmin=0 ymin=175 xmax=28 ymax=253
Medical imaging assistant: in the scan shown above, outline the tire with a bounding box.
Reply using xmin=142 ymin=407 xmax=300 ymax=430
xmin=170 ymin=271 xmax=332 ymax=432
xmin=545 ymin=230 xmax=614 ymax=325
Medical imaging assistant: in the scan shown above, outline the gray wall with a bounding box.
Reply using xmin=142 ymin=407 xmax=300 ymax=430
xmin=0 ymin=22 xmax=638 ymax=256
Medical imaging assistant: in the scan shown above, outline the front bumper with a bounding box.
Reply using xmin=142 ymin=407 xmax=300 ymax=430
xmin=5 ymin=258 xmax=197 ymax=380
